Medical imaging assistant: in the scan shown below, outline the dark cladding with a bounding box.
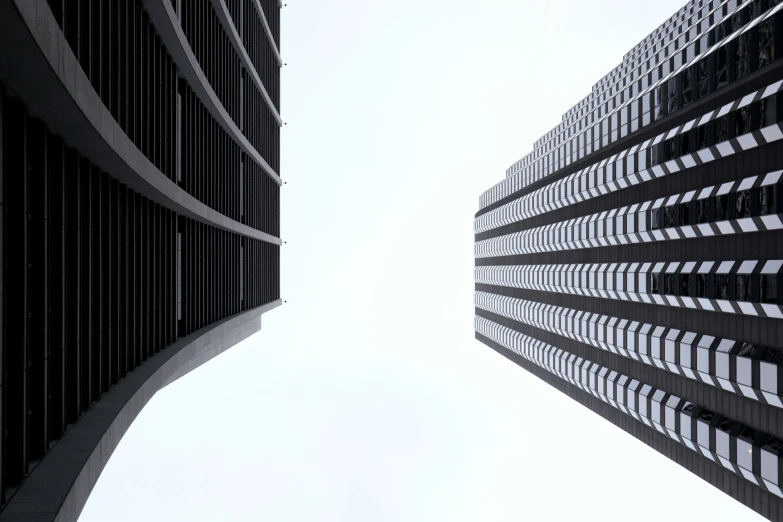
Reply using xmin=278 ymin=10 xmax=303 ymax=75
xmin=0 ymin=0 xmax=281 ymax=520
xmin=475 ymin=1 xmax=783 ymax=520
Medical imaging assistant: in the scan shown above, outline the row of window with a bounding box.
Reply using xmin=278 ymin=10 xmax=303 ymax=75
xmin=650 ymin=272 xmax=780 ymax=303
xmin=652 ymin=96 xmax=780 ymax=167
xmin=476 ymin=290 xmax=783 ymax=397
xmin=474 ymin=264 xmax=781 ymax=309
xmin=477 ymin=316 xmax=783 ymax=488
xmin=479 ymin=81 xmax=783 ymax=230
xmin=475 ymin=179 xmax=781 ymax=259
xmin=652 ymin=182 xmax=782 ymax=230
xmin=536 ymin=0 xmax=780 ymax=167
xmin=501 ymin=0 xmax=783 ymax=201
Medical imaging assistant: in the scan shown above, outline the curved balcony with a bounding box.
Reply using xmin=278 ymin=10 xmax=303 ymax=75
xmin=0 ymin=0 xmax=279 ymax=245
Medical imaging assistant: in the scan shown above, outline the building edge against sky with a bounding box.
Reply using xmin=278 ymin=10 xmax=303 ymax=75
xmin=0 ymin=0 xmax=281 ymax=520
xmin=475 ymin=0 xmax=783 ymax=520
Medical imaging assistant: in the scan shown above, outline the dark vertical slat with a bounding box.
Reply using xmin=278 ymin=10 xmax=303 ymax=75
xmin=3 ymin=97 xmax=28 ymax=489
xmin=47 ymin=134 xmax=66 ymax=446
xmin=90 ymin=167 xmax=101 ymax=400
xmin=79 ymin=158 xmax=90 ymax=411
xmin=0 ymin=87 xmax=4 ymax=502
xmin=101 ymin=172 xmax=110 ymax=393
xmin=118 ymin=184 xmax=126 ymax=380
xmin=26 ymin=116 xmax=48 ymax=464
xmin=111 ymin=179 xmax=118 ymax=385
xmin=64 ymin=147 xmax=80 ymax=425
xmin=133 ymin=192 xmax=140 ymax=367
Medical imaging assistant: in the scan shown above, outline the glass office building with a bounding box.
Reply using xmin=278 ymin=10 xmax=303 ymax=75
xmin=474 ymin=1 xmax=783 ymax=519
xmin=0 ymin=1 xmax=281 ymax=520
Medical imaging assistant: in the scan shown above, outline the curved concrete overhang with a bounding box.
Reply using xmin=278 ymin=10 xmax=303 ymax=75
xmin=208 ymin=0 xmax=283 ymax=115
xmin=142 ymin=0 xmax=282 ymax=184
xmin=247 ymin=0 xmax=283 ymax=64
xmin=0 ymin=0 xmax=280 ymax=246
xmin=0 ymin=300 xmax=282 ymax=522
xmin=254 ymin=0 xmax=282 ymax=64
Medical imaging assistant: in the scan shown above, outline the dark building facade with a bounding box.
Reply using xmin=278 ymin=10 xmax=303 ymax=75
xmin=475 ymin=1 xmax=783 ymax=519
xmin=0 ymin=0 xmax=281 ymax=520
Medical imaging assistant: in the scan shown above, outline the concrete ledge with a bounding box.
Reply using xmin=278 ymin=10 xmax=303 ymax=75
xmin=0 ymin=0 xmax=281 ymax=245
xmin=0 ymin=300 xmax=281 ymax=522
xmin=143 ymin=0 xmax=283 ymax=185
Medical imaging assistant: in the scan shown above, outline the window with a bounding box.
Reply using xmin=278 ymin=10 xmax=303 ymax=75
xmin=651 ymin=209 xmax=661 ymax=229
xmin=696 ymin=274 xmax=707 ymax=297
xmin=716 ymin=45 xmax=729 ymax=89
xmin=655 ymin=85 xmax=665 ymax=119
xmin=668 ymin=76 xmax=680 ymax=113
xmin=715 ymin=116 xmax=729 ymax=143
xmin=735 ymin=32 xmax=753 ymax=80
xmin=735 ymin=189 xmax=752 ymax=218
xmin=761 ymin=274 xmax=778 ymax=304
xmin=681 ymin=274 xmax=691 ymax=297
xmin=696 ymin=122 xmax=711 ymax=150
xmin=697 ymin=409 xmax=714 ymax=449
xmin=663 ymin=205 xmax=678 ymax=227
xmin=664 ymin=274 xmax=677 ymax=295
xmin=761 ymin=185 xmax=776 ymax=216
xmin=663 ymin=138 xmax=677 ymax=161
xmin=759 ymin=18 xmax=775 ymax=69
xmin=738 ymin=424 xmax=757 ymax=471
xmin=715 ymin=274 xmax=730 ymax=300
xmin=716 ymin=417 xmax=734 ymax=458
xmin=716 ymin=194 xmax=730 ymax=221
xmin=680 ymin=130 xmax=692 ymax=156
xmin=760 ymin=94 xmax=779 ymax=129
xmin=736 ymin=274 xmax=752 ymax=301
xmin=680 ymin=203 xmax=691 ymax=225
xmin=695 ymin=198 xmax=711 ymax=223
xmin=698 ymin=57 xmax=711 ymax=98
xmin=736 ymin=107 xmax=752 ymax=136
xmin=642 ymin=92 xmax=652 ymax=125
xmin=615 ymin=159 xmax=624 ymax=179
xmin=651 ymin=144 xmax=661 ymax=166
xmin=650 ymin=273 xmax=661 ymax=294
xmin=682 ymin=66 xmax=694 ymax=106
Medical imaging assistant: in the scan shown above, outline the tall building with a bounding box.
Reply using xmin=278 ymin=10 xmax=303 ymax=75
xmin=0 ymin=0 xmax=281 ymax=520
xmin=474 ymin=0 xmax=783 ymax=519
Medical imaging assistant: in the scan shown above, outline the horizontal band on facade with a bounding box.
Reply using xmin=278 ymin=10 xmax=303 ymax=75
xmin=474 ymin=167 xmax=783 ymax=257
xmin=477 ymin=84 xmax=783 ymax=236
xmin=475 ymin=259 xmax=783 ymax=319
xmin=475 ymin=161 xmax=783 ymax=255
xmin=476 ymin=307 xmax=781 ymax=432
xmin=473 ymin=229 xmax=783 ymax=268
xmin=0 ymin=301 xmax=280 ymax=522
xmin=476 ymin=329 xmax=783 ymax=521
xmin=476 ymin=291 xmax=783 ymax=412
xmin=143 ymin=0 xmax=282 ymax=184
xmin=474 ymin=282 xmax=783 ymax=351
xmin=0 ymin=0 xmax=280 ymax=245
xmin=476 ymin=141 xmax=783 ymax=243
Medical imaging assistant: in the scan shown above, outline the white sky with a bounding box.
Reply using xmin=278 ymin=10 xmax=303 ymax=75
xmin=79 ymin=1 xmax=767 ymax=520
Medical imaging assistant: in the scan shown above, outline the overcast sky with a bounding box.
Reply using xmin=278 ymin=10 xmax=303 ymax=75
xmin=79 ymin=1 xmax=766 ymax=520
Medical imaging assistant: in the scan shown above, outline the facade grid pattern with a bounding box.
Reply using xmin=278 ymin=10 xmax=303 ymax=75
xmin=0 ymin=0 xmax=282 ymax=518
xmin=475 ymin=1 xmax=783 ymax=519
